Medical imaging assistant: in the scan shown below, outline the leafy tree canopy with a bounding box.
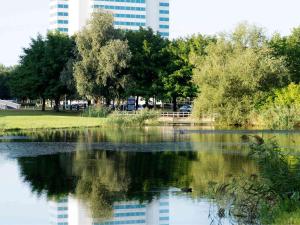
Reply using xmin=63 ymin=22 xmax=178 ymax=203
xmin=192 ymin=23 xmax=290 ymax=126
xmin=74 ymin=12 xmax=131 ymax=104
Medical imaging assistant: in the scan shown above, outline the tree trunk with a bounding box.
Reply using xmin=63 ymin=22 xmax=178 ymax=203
xmin=172 ymin=96 xmax=177 ymax=112
xmin=135 ymin=96 xmax=139 ymax=110
xmin=106 ymin=98 xmax=110 ymax=107
xmin=54 ymin=98 xmax=60 ymax=112
xmin=42 ymin=98 xmax=46 ymax=111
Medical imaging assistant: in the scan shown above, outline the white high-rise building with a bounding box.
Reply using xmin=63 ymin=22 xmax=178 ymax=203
xmin=49 ymin=0 xmax=170 ymax=38
xmin=49 ymin=194 xmax=170 ymax=225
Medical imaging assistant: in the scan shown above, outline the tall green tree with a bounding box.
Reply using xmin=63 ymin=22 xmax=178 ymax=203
xmin=192 ymin=23 xmax=289 ymax=126
xmin=269 ymin=27 xmax=300 ymax=83
xmin=161 ymin=35 xmax=214 ymax=111
xmin=10 ymin=35 xmax=46 ymax=104
xmin=42 ymin=32 xmax=75 ymax=110
xmin=74 ymin=12 xmax=131 ymax=105
xmin=0 ymin=64 xmax=12 ymax=99
xmin=10 ymin=32 xmax=74 ymax=110
xmin=125 ymin=28 xmax=169 ymax=107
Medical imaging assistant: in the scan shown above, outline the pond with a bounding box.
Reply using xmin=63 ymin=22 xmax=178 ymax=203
xmin=0 ymin=127 xmax=300 ymax=225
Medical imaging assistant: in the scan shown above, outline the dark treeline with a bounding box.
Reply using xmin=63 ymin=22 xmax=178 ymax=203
xmin=2 ymin=13 xmax=300 ymax=127
xmin=1 ymin=12 xmax=205 ymax=111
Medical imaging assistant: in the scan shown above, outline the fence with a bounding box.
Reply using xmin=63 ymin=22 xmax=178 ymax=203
xmin=161 ymin=112 xmax=191 ymax=118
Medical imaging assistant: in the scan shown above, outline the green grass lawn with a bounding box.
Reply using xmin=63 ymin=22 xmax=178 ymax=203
xmin=0 ymin=110 xmax=107 ymax=131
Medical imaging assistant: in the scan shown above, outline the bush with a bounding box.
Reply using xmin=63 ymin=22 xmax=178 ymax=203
xmin=258 ymin=83 xmax=300 ymax=129
xmin=211 ymin=138 xmax=300 ymax=224
xmin=81 ymin=106 xmax=111 ymax=118
xmin=108 ymin=110 xmax=160 ymax=127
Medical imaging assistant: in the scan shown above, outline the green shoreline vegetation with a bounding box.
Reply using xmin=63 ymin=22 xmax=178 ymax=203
xmin=0 ymin=109 xmax=161 ymax=133
xmin=2 ymin=16 xmax=300 ymax=129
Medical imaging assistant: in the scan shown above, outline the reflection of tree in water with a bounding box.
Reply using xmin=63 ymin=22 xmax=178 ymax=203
xmin=17 ymin=142 xmax=197 ymax=220
xmin=17 ymin=135 xmax=260 ymax=224
xmin=18 ymin=153 xmax=76 ymax=198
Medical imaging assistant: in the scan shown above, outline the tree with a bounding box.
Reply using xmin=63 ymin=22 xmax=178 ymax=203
xmin=125 ymin=28 xmax=169 ymax=108
xmin=269 ymin=27 xmax=300 ymax=83
xmin=192 ymin=23 xmax=289 ymax=126
xmin=42 ymin=32 xmax=75 ymax=110
xmin=10 ymin=35 xmax=46 ymax=105
xmin=161 ymin=35 xmax=214 ymax=111
xmin=0 ymin=64 xmax=12 ymax=99
xmin=74 ymin=12 xmax=131 ymax=105
xmin=10 ymin=32 xmax=75 ymax=111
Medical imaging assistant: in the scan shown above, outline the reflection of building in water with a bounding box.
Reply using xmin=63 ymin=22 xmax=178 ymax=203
xmin=49 ymin=197 xmax=69 ymax=225
xmin=49 ymin=193 xmax=170 ymax=225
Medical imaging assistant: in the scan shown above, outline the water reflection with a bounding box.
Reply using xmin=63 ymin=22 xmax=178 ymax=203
xmin=16 ymin=145 xmax=256 ymax=224
xmin=49 ymin=192 xmax=232 ymax=225
xmin=2 ymin=127 xmax=300 ymax=224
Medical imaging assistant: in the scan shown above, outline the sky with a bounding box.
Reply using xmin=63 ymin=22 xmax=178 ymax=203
xmin=1 ymin=0 xmax=300 ymax=66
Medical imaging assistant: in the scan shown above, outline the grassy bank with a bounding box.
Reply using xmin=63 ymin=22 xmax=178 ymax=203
xmin=0 ymin=109 xmax=161 ymax=133
xmin=0 ymin=110 xmax=107 ymax=132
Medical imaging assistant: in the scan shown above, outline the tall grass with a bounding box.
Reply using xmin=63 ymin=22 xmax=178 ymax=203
xmin=81 ymin=106 xmax=111 ymax=118
xmin=210 ymin=137 xmax=300 ymax=224
xmin=107 ymin=110 xmax=160 ymax=127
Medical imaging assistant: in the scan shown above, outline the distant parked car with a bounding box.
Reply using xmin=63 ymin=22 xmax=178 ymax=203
xmin=179 ymin=105 xmax=192 ymax=113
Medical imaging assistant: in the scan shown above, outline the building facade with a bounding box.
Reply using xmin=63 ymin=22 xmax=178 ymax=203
xmin=49 ymin=194 xmax=170 ymax=225
xmin=49 ymin=0 xmax=170 ymax=38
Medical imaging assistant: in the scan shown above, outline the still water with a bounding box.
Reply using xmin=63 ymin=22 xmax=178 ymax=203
xmin=0 ymin=127 xmax=299 ymax=225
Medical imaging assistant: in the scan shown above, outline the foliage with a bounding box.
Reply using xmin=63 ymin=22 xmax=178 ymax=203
xmin=81 ymin=106 xmax=111 ymax=118
xmin=211 ymin=137 xmax=300 ymax=224
xmin=0 ymin=64 xmax=13 ymax=99
xmin=160 ymin=35 xmax=213 ymax=111
xmin=125 ymin=28 xmax=169 ymax=105
xmin=269 ymin=27 xmax=300 ymax=83
xmin=192 ymin=23 xmax=289 ymax=126
xmin=9 ymin=32 xmax=75 ymax=110
xmin=74 ymin=12 xmax=131 ymax=104
xmin=108 ymin=110 xmax=160 ymax=127
xmin=259 ymin=83 xmax=300 ymax=129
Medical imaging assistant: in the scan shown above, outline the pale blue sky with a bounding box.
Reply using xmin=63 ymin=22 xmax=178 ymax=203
xmin=1 ymin=0 xmax=300 ymax=66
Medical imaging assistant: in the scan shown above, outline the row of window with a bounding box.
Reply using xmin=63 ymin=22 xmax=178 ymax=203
xmin=159 ymin=24 xmax=169 ymax=29
xmin=159 ymin=17 xmax=169 ymax=21
xmin=114 ymin=21 xmax=145 ymax=26
xmin=57 ymin=214 xmax=68 ymax=219
xmin=159 ymin=209 xmax=169 ymax=213
xmin=50 ymin=12 xmax=69 ymax=17
xmin=58 ymin=206 xmax=68 ymax=211
xmin=57 ymin=20 xmax=69 ymax=24
xmin=114 ymin=212 xmax=146 ymax=217
xmin=159 ymin=202 xmax=169 ymax=206
xmin=94 ymin=0 xmax=146 ymax=3
xmin=57 ymin=198 xmax=68 ymax=203
xmin=115 ymin=14 xmax=145 ymax=19
xmin=50 ymin=4 xmax=68 ymax=9
xmin=159 ymin=2 xmax=169 ymax=7
xmin=58 ymin=28 xmax=69 ymax=32
xmin=113 ymin=204 xmax=146 ymax=209
xmin=93 ymin=5 xmax=146 ymax=11
xmin=159 ymin=10 xmax=169 ymax=14
xmin=159 ymin=216 xmax=169 ymax=221
xmin=95 ymin=220 xmax=146 ymax=225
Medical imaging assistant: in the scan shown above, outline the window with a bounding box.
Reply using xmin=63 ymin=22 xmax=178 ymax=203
xmin=159 ymin=2 xmax=169 ymax=7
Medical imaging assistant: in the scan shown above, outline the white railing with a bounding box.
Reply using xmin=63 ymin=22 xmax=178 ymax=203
xmin=114 ymin=111 xmax=192 ymax=118
xmin=0 ymin=100 xmax=21 ymax=109
xmin=161 ymin=112 xmax=191 ymax=118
